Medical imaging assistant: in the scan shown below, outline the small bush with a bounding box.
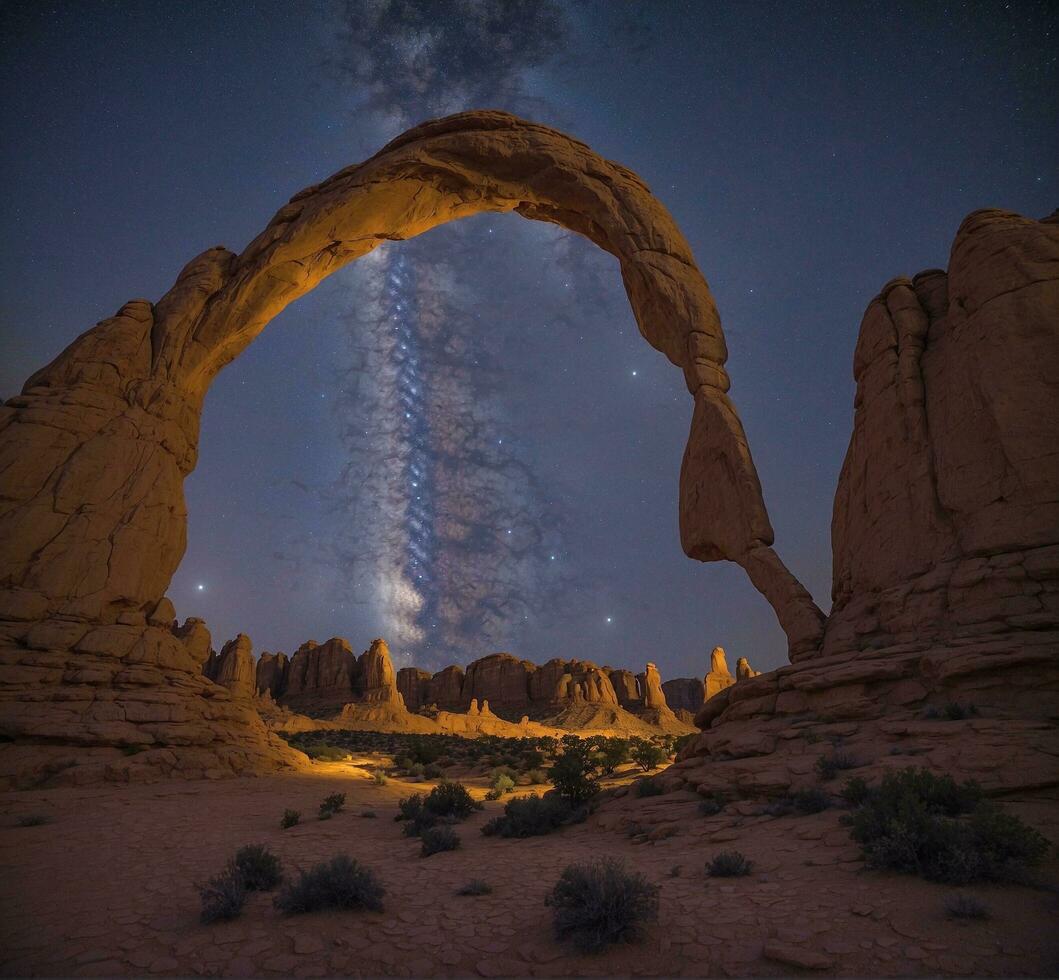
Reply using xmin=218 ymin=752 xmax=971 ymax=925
xmin=697 ymin=794 xmax=725 ymax=817
xmin=409 ymin=762 xmax=426 ymax=778
xmin=635 ymin=777 xmax=664 ymax=798
xmin=482 ymin=794 xmax=582 ymax=838
xmin=546 ymin=858 xmax=659 ymax=953
xmin=631 ymin=740 xmax=668 ymax=773
xmin=280 ymin=808 xmax=300 ymax=829
xmin=425 ymin=781 xmax=482 ymax=820
xmin=791 ymin=787 xmax=832 ymax=814
xmin=945 ymin=894 xmax=991 ymax=920
xmin=596 ymin=738 xmax=631 ymax=775
xmin=274 ymin=855 xmax=384 ymax=915
xmin=526 ymin=768 xmax=549 ymax=785
xmin=816 ymin=751 xmax=860 ymax=781
xmin=372 ymin=770 xmax=387 ymax=785
xmin=457 ymin=879 xmax=492 ymax=896
xmin=707 ymin=850 xmax=754 ymax=877
xmin=844 ymin=768 xmax=1050 ymax=883
xmin=361 ymin=810 xmax=377 ymax=819
xmin=550 ymin=743 xmax=600 ymax=805
xmin=318 ymin=793 xmax=346 ymax=819
xmin=17 ymin=814 xmax=49 ymax=827
xmin=493 ymin=773 xmax=516 ymax=795
xmin=200 ymin=868 xmax=247 ymax=924
xmin=420 ymin=825 xmax=461 ymax=857
xmin=423 ymin=763 xmax=443 ymax=779
xmin=232 ymin=845 xmax=283 ymax=891
xmin=303 ymin=743 xmax=349 ymax=761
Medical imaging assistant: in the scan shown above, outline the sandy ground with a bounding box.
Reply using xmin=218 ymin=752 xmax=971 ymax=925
xmin=2 ymin=758 xmax=1057 ymax=978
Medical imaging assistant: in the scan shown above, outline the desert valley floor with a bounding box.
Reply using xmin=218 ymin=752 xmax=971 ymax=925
xmin=2 ymin=755 xmax=1057 ymax=978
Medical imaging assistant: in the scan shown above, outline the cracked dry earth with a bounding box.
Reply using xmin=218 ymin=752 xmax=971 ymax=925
xmin=2 ymin=760 xmax=1057 ymax=978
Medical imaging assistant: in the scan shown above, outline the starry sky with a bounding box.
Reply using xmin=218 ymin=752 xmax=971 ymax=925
xmin=2 ymin=1 xmax=1056 ymax=678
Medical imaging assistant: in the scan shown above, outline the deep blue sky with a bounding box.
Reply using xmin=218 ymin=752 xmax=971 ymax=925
xmin=2 ymin=1 xmax=1055 ymax=678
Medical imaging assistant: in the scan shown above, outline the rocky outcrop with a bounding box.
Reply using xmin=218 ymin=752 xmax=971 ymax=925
xmin=640 ymin=663 xmax=667 ymax=710
xmin=424 ymin=665 xmax=465 ymax=710
xmin=704 ymin=646 xmax=736 ymax=700
xmin=825 ymin=209 xmax=1059 ymax=659
xmin=255 ymin=651 xmax=288 ymax=697
xmin=173 ymin=617 xmax=211 ymax=668
xmin=357 ymin=638 xmax=403 ymax=706
xmin=202 ymin=633 xmax=255 ymax=701
xmin=736 ymin=656 xmax=758 ymax=680
xmin=396 ymin=667 xmax=431 ymax=711
xmin=281 ymin=638 xmax=357 ymax=714
xmin=662 ymin=677 xmax=706 ymax=714
xmin=608 ymin=669 xmax=642 ymax=707
xmin=666 ymin=210 xmax=1059 ymax=804
xmin=529 ymin=659 xmax=619 ymax=708
xmin=461 ymin=653 xmax=535 ymax=708
xmin=0 ymin=110 xmax=823 ymax=785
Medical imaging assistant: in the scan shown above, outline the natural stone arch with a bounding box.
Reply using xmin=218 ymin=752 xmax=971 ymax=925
xmin=0 ymin=110 xmax=823 ymax=658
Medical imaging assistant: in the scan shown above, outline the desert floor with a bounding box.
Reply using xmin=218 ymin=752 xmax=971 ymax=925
xmin=2 ymin=757 xmax=1057 ymax=978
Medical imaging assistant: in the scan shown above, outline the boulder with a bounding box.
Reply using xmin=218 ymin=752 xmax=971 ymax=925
xmin=735 ymin=656 xmax=759 ymax=680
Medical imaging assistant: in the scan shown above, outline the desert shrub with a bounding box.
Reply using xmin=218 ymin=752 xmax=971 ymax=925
xmin=631 ymin=740 xmax=668 ymax=773
xmin=482 ymin=794 xmax=583 ymax=838
xmin=398 ymin=782 xmax=481 ymax=836
xmin=393 ymin=754 xmax=413 ymax=771
xmin=200 ymin=867 xmax=247 ymax=924
xmin=318 ymin=793 xmax=346 ymax=819
xmin=791 ymin=787 xmax=832 ymax=814
xmin=550 ymin=743 xmax=600 ymax=805
xmin=707 ymin=851 xmax=754 ymax=877
xmin=526 ymin=768 xmax=549 ymax=785
xmin=635 ymin=777 xmax=664 ymax=798
xmin=274 ymin=855 xmax=385 ymax=915
xmin=407 ymin=737 xmax=443 ymax=765
xmin=372 ymin=770 xmax=387 ymax=785
xmin=486 ymin=773 xmax=516 ymax=800
xmin=843 ymin=768 xmax=1050 ymax=883
xmin=423 ymin=763 xmax=443 ymax=779
xmin=697 ymin=793 xmax=725 ymax=817
xmin=409 ymin=762 xmax=426 ymax=778
xmin=280 ymin=808 xmax=300 ymax=829
xmin=303 ymin=743 xmax=349 ymax=762
xmin=672 ymin=733 xmax=696 ymax=756
xmin=945 ymin=894 xmax=991 ymax=920
xmin=545 ymin=858 xmax=659 ymax=953
xmin=457 ymin=879 xmax=492 ymax=896
xmin=815 ymin=750 xmax=861 ymax=781
xmin=596 ymin=738 xmax=631 ymax=775
xmin=17 ymin=814 xmax=49 ymax=827
xmin=361 ymin=810 xmax=377 ymax=819
xmin=420 ymin=825 xmax=461 ymax=857
xmin=424 ymin=781 xmax=481 ymax=819
xmin=232 ymin=845 xmax=283 ymax=891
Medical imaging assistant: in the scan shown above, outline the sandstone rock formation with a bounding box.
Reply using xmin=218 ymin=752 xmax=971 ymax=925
xmin=281 ymin=638 xmax=357 ymax=714
xmin=609 ymin=669 xmax=642 ymax=707
xmin=736 ymin=656 xmax=758 ymax=680
xmin=669 ymin=209 xmax=1059 ymax=801
xmin=661 ymin=677 xmax=706 ymax=719
xmin=202 ymin=633 xmax=255 ymax=701
xmin=825 ymin=209 xmax=1059 ymax=660
xmin=396 ymin=667 xmax=431 ymax=712
xmin=704 ymin=645 xmax=736 ymax=700
xmin=255 ymin=651 xmax=288 ymax=698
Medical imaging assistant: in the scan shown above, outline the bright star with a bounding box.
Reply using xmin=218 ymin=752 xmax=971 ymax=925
xmin=196 ymin=584 xmax=205 ymax=591
xmin=606 ymin=616 xmax=613 ymax=623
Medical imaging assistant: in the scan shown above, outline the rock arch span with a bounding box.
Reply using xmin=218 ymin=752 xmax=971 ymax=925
xmin=0 ymin=110 xmax=824 ymax=659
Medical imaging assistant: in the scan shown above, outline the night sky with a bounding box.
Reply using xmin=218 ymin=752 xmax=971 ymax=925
xmin=2 ymin=1 xmax=1055 ymax=679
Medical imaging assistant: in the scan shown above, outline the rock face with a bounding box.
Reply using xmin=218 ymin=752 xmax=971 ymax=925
xmin=669 ymin=210 xmax=1059 ymax=803
xmin=202 ymin=633 xmax=255 ymax=701
xmin=461 ymin=653 xmax=535 ymax=708
xmin=736 ymin=657 xmax=758 ymax=680
xmin=640 ymin=663 xmax=667 ymax=710
xmin=396 ymin=667 xmax=431 ymax=712
xmin=825 ymin=210 xmax=1059 ymax=659
xmin=609 ymin=669 xmax=642 ymax=707
xmin=662 ymin=677 xmax=706 ymax=714
xmin=281 ymin=638 xmax=357 ymax=714
xmin=255 ymin=651 xmax=289 ymax=698
xmin=0 ymin=109 xmax=820 ymax=787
